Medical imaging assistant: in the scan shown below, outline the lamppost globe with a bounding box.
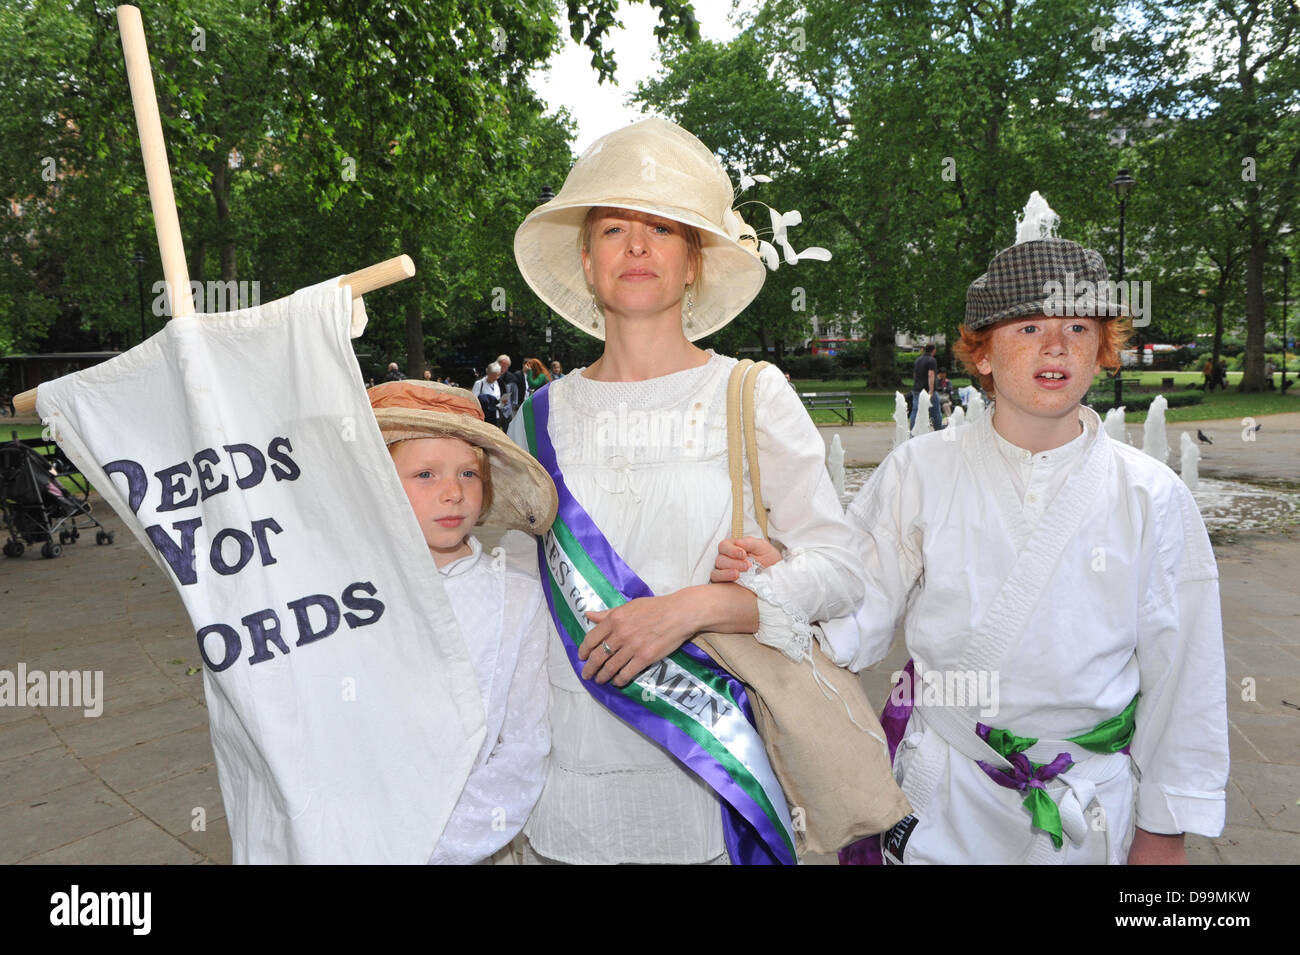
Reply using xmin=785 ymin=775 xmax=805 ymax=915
xmin=1112 ymin=168 xmax=1136 ymax=200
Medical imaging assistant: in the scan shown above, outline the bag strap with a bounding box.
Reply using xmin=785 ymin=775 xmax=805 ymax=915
xmin=726 ymin=359 xmax=771 ymax=539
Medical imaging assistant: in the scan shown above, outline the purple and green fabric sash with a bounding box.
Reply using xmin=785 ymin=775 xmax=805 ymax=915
xmin=520 ymin=388 xmax=796 ymax=866
xmin=974 ymin=693 xmax=1138 ymax=848
xmin=840 ymin=662 xmax=1137 ymax=864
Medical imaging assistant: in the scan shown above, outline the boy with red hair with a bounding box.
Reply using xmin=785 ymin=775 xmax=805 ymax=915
xmin=716 ymin=236 xmax=1228 ymax=864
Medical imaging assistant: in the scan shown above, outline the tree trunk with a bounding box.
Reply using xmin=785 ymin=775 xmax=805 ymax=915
xmin=1240 ymin=229 xmax=1267 ymax=391
xmin=867 ymin=318 xmax=900 ymax=389
xmin=405 ymin=297 xmax=425 ymax=378
xmin=755 ymin=324 xmax=769 ymax=361
xmin=211 ymin=154 xmax=237 ymax=283
xmin=1211 ymin=296 xmax=1225 ymax=369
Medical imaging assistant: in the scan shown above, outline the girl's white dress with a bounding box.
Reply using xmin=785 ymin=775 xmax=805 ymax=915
xmin=429 ymin=536 xmax=550 ymax=865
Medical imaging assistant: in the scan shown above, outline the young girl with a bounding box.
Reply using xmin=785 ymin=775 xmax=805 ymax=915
xmin=369 ymin=379 xmax=558 ymax=864
xmin=714 ymin=234 xmax=1229 ymax=865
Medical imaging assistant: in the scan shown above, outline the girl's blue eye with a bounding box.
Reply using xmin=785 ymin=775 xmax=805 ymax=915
xmin=1069 ymin=324 xmax=1088 ymax=333
xmin=415 ymin=470 xmax=432 ymax=479
xmin=1021 ymin=325 xmax=1039 ymax=333
xmin=460 ymin=469 xmax=479 ymax=480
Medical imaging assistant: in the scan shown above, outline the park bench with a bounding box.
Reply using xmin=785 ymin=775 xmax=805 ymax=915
xmin=800 ymin=391 xmax=854 ymax=425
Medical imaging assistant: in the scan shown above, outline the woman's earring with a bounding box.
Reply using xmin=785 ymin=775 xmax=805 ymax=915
xmin=684 ymin=285 xmax=696 ymax=329
xmin=590 ymin=294 xmax=602 ymax=329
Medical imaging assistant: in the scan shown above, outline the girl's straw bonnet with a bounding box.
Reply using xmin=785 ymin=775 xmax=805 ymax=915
xmin=513 ymin=117 xmax=768 ymax=342
xmin=369 ymin=380 xmax=557 ymax=534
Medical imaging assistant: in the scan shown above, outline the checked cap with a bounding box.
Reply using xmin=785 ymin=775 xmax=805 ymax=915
xmin=964 ymin=237 xmax=1126 ymax=330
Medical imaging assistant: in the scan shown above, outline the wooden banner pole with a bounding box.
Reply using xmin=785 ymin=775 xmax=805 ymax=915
xmin=117 ymin=4 xmax=193 ymax=320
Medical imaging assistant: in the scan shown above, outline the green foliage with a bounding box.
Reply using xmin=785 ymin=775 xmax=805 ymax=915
xmin=0 ymin=0 xmax=696 ymax=369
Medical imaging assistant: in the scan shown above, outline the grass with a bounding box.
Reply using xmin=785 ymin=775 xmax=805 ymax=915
xmin=792 ymin=373 xmax=1300 ymax=424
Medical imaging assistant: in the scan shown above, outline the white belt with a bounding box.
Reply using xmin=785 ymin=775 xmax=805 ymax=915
xmin=911 ymin=704 xmax=1129 ymax=851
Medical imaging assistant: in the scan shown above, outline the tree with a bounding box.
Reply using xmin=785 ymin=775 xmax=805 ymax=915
xmin=1142 ymin=0 xmax=1300 ymax=391
xmin=0 ymin=0 xmax=703 ymax=374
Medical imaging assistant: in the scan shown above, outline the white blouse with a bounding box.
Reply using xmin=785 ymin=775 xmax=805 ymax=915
xmin=507 ymin=352 xmax=865 ymax=864
xmin=428 ymin=536 xmax=550 ymax=865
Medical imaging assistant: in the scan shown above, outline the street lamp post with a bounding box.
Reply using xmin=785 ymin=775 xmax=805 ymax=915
xmin=1111 ymin=168 xmax=1136 ymax=407
xmin=132 ymin=250 xmax=147 ymax=343
xmin=537 ymin=185 xmax=555 ymax=357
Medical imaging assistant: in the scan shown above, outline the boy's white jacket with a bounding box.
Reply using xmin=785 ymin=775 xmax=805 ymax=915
xmin=821 ymin=408 xmax=1228 ymax=862
xmin=36 ymin=281 xmax=486 ymax=863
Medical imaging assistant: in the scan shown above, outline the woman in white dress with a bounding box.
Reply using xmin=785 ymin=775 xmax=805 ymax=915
xmin=508 ymin=118 xmax=865 ymax=864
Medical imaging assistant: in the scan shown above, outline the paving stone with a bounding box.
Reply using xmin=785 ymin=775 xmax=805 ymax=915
xmin=20 ymin=816 xmax=202 ymax=865
xmin=1186 ymin=833 xmax=1222 ymax=865
xmin=0 ymin=778 xmax=137 ymax=864
xmin=0 ymin=746 xmax=96 ymax=809
xmin=123 ymin=765 xmax=225 ymax=836
xmin=82 ymin=725 xmax=216 ymax=793
xmin=1225 ymin=760 xmax=1300 ymax=835
xmin=1226 ymin=713 xmax=1300 ymax=764
xmin=40 ymin=670 xmax=187 ymax=729
xmin=181 ymin=814 xmax=233 ymax=864
xmin=1206 ymin=822 xmax=1300 ymax=865
xmin=0 ymin=713 xmax=62 ymax=759
xmin=56 ymin=697 xmax=209 ymax=759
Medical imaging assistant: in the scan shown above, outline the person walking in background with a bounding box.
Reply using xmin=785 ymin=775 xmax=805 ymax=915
xmin=498 ymin=370 xmax=520 ymax=432
xmin=385 ymin=362 xmax=404 ymax=382
xmin=497 ymin=354 xmax=527 ymax=405
xmin=523 ymin=358 xmax=551 ymax=392
xmin=908 ymin=344 xmax=942 ymax=431
xmin=549 ymin=360 xmax=565 ymax=380
xmin=472 ymin=362 xmax=503 ymax=426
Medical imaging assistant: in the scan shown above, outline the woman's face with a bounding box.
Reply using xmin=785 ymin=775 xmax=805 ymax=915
xmin=581 ymin=209 xmax=697 ymax=325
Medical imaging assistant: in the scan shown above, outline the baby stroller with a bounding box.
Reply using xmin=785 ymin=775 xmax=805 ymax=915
xmin=1 ymin=433 xmax=113 ymax=559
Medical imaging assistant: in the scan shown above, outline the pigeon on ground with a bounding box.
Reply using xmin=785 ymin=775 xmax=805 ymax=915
xmin=1197 ymin=429 xmax=1213 ymax=444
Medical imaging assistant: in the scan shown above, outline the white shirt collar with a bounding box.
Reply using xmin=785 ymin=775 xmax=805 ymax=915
xmin=436 ymin=534 xmax=482 ymax=578
xmin=988 ymin=405 xmax=1099 ymax=470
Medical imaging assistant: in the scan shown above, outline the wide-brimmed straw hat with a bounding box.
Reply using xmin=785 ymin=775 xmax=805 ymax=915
xmin=965 ymin=237 xmax=1129 ymax=330
xmin=513 ymin=117 xmax=769 ymax=342
xmin=369 ymin=380 xmax=556 ymax=534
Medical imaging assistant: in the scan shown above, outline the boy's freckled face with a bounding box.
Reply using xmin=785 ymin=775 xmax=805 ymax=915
xmin=977 ymin=316 xmax=1102 ymax=426
xmin=389 ymin=436 xmax=484 ymax=567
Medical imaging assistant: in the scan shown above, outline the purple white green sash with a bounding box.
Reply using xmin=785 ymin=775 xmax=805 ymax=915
xmin=521 ymin=387 xmax=796 ymax=865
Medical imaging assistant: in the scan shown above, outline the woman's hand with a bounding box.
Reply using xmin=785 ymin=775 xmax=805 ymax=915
xmin=710 ymin=536 xmax=782 ymax=583
xmin=578 ymin=593 xmax=696 ymax=687
xmin=577 ymin=583 xmax=760 ymax=687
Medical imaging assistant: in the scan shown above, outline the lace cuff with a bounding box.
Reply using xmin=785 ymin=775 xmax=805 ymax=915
xmin=735 ymin=563 xmax=816 ymax=663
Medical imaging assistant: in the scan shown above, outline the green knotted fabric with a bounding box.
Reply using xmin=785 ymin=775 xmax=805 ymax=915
xmin=979 ymin=695 xmax=1139 ymax=849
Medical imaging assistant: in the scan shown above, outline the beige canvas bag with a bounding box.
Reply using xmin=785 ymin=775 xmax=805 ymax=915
xmin=692 ymin=360 xmax=911 ymax=856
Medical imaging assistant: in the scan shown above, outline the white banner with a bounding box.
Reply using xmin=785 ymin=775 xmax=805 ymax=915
xmin=36 ymin=280 xmax=485 ymax=863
